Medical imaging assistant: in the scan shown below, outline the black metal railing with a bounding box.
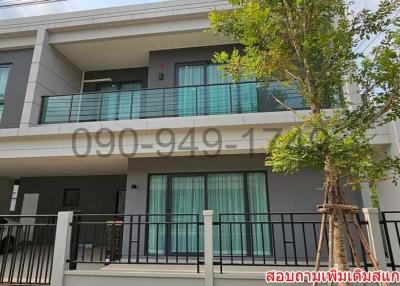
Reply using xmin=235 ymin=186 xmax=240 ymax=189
xmin=39 ymin=81 xmax=305 ymax=124
xmin=68 ymin=214 xmax=202 ymax=273
xmin=215 ymin=212 xmax=371 ymax=273
xmin=0 ymin=215 xmax=57 ymax=285
xmin=380 ymin=211 xmax=400 ymax=271
xmin=66 ymin=211 xmax=376 ymax=274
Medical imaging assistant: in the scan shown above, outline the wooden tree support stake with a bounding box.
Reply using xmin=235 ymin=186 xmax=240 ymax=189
xmin=312 ymin=188 xmax=386 ymax=286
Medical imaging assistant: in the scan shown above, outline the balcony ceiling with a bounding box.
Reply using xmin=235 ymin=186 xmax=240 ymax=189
xmin=54 ymin=31 xmax=234 ymax=71
xmin=0 ymin=156 xmax=128 ymax=178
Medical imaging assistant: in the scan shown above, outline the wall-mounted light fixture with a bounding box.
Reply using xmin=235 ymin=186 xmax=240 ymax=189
xmin=83 ymin=78 xmax=113 ymax=83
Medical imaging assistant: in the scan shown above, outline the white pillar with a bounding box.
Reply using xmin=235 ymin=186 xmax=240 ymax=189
xmin=360 ymin=183 xmax=372 ymax=208
xmin=51 ymin=211 xmax=73 ymax=286
xmin=203 ymin=210 xmax=214 ymax=286
xmin=20 ymin=28 xmax=48 ymax=128
xmin=362 ymin=208 xmax=387 ymax=271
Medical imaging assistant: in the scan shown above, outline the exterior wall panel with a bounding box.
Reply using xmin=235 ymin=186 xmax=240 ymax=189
xmin=14 ymin=175 xmax=126 ymax=215
xmin=124 ymin=154 xmax=363 ymax=258
xmin=0 ymin=177 xmax=13 ymax=214
xmin=148 ymin=45 xmax=237 ymax=89
xmin=0 ymin=48 xmax=33 ymax=128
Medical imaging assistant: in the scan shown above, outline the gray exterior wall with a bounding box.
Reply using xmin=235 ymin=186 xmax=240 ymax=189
xmin=0 ymin=49 xmax=33 ymax=128
xmin=148 ymin=45 xmax=237 ymax=89
xmin=14 ymin=175 xmax=126 ymax=215
xmin=21 ymin=39 xmax=82 ymax=126
xmin=0 ymin=177 xmax=14 ymax=214
xmin=83 ymin=67 xmax=148 ymax=92
xmin=125 ymin=154 xmax=363 ymax=215
xmin=123 ymin=154 xmax=363 ymax=259
xmin=37 ymin=45 xmax=82 ymax=96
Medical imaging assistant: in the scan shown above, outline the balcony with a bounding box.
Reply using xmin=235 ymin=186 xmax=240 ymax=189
xmin=39 ymin=81 xmax=306 ymax=124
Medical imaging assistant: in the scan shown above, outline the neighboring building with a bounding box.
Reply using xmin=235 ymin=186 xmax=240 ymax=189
xmin=0 ymin=0 xmax=398 ymax=285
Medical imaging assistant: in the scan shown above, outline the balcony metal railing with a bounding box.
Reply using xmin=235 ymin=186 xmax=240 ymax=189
xmin=39 ymin=81 xmax=306 ymax=124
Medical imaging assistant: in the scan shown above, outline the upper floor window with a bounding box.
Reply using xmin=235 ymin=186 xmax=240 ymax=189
xmin=175 ymin=63 xmax=258 ymax=116
xmin=0 ymin=65 xmax=11 ymax=121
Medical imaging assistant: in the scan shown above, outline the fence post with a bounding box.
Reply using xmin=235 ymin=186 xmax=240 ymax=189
xmin=362 ymin=208 xmax=387 ymax=271
xmin=51 ymin=211 xmax=74 ymax=286
xmin=203 ymin=210 xmax=214 ymax=286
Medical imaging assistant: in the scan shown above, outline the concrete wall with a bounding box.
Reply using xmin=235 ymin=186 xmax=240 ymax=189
xmin=83 ymin=67 xmax=148 ymax=92
xmin=378 ymin=121 xmax=400 ymax=211
xmin=0 ymin=177 xmax=14 ymax=214
xmin=14 ymin=175 xmax=126 ymax=215
xmin=125 ymin=154 xmax=362 ymax=215
xmin=148 ymin=45 xmax=237 ymax=89
xmin=0 ymin=49 xmax=33 ymax=129
xmin=21 ymin=30 xmax=82 ymax=127
xmin=124 ymin=154 xmax=363 ymax=259
xmin=64 ymin=272 xmax=204 ymax=286
xmin=63 ymin=272 xmax=268 ymax=286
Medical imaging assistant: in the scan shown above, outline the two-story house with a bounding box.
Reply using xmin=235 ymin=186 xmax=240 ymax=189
xmin=0 ymin=1 xmax=399 ymax=285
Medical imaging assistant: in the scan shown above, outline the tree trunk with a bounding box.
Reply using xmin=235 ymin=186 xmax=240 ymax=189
xmin=333 ymin=208 xmax=350 ymax=270
xmin=310 ymin=103 xmax=321 ymax=114
xmin=325 ymin=160 xmax=350 ymax=286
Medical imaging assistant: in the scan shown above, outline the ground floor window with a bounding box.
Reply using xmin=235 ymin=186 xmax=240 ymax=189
xmin=147 ymin=171 xmax=270 ymax=256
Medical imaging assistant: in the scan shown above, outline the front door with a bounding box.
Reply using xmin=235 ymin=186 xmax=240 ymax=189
xmin=20 ymin=193 xmax=39 ymax=241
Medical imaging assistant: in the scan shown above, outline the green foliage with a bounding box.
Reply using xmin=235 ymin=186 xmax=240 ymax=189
xmin=210 ymin=0 xmax=356 ymax=109
xmin=267 ymin=111 xmax=400 ymax=191
xmin=210 ymin=0 xmax=400 ymax=196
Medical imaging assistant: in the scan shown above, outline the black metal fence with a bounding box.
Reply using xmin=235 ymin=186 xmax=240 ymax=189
xmin=66 ymin=212 xmax=377 ymax=274
xmin=380 ymin=211 xmax=400 ymax=271
xmin=0 ymin=215 xmax=57 ymax=285
xmin=0 ymin=211 xmax=398 ymax=283
xmin=215 ymin=212 xmax=371 ymax=273
xmin=39 ymin=81 xmax=305 ymax=124
xmin=68 ymin=214 xmax=202 ymax=273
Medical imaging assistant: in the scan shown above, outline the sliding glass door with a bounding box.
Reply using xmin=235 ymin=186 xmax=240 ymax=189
xmin=98 ymin=82 xmax=142 ymax=120
xmin=207 ymin=173 xmax=246 ymax=255
xmin=176 ymin=63 xmax=259 ymax=116
xmin=170 ymin=176 xmax=204 ymax=253
xmin=176 ymin=65 xmax=205 ymax=116
xmin=147 ymin=175 xmax=167 ymax=255
xmin=247 ymin=172 xmax=271 ymax=255
xmin=147 ymin=171 xmax=270 ymax=256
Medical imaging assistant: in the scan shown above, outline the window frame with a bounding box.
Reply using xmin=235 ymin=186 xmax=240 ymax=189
xmin=0 ymin=64 xmax=12 ymax=122
xmin=175 ymin=61 xmax=233 ymax=88
xmin=62 ymin=188 xmax=81 ymax=207
xmin=145 ymin=170 xmax=271 ymax=256
xmin=95 ymin=80 xmax=143 ymax=92
xmin=115 ymin=189 xmax=126 ymax=214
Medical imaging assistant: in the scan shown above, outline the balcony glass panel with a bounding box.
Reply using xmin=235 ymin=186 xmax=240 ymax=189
xmin=39 ymin=82 xmax=306 ymax=124
xmin=40 ymin=95 xmax=73 ymax=123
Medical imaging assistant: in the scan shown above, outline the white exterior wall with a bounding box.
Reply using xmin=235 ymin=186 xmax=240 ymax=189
xmin=63 ymin=272 xmax=271 ymax=286
xmin=20 ymin=29 xmax=82 ymax=128
xmin=378 ymin=120 xmax=400 ymax=211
